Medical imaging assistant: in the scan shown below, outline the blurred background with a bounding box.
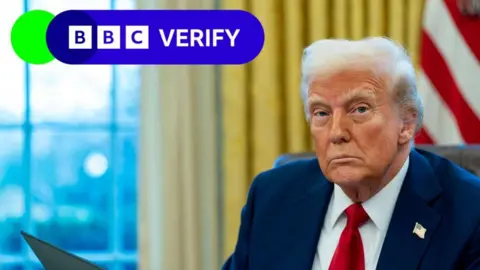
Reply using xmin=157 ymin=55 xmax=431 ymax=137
xmin=0 ymin=0 xmax=478 ymax=269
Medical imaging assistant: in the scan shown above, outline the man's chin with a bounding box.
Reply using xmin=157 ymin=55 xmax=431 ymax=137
xmin=326 ymin=168 xmax=367 ymax=186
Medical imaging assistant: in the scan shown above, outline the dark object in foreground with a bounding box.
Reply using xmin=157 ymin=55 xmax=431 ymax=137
xmin=21 ymin=231 xmax=103 ymax=270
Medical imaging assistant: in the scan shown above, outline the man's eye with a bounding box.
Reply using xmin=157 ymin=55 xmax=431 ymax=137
xmin=354 ymin=106 xmax=369 ymax=113
xmin=314 ymin=111 xmax=329 ymax=117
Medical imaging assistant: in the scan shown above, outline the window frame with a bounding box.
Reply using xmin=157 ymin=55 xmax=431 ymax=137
xmin=0 ymin=0 xmax=139 ymax=269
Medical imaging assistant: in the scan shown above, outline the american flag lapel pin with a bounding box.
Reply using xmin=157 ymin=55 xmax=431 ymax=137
xmin=413 ymin=222 xmax=426 ymax=239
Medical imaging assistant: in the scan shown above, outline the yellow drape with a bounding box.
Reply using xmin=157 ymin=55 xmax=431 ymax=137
xmin=221 ymin=0 xmax=425 ymax=258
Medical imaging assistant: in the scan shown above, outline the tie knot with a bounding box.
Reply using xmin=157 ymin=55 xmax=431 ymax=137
xmin=345 ymin=203 xmax=369 ymax=228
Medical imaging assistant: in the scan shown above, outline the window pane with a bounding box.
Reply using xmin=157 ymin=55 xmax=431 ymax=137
xmin=29 ymin=0 xmax=110 ymax=12
xmin=115 ymin=0 xmax=136 ymax=9
xmin=31 ymin=131 xmax=112 ymax=251
xmin=117 ymin=132 xmax=137 ymax=251
xmin=116 ymin=66 xmax=140 ymax=125
xmin=29 ymin=64 xmax=112 ymax=124
xmin=122 ymin=262 xmax=137 ymax=270
xmin=0 ymin=2 xmax=25 ymax=123
xmin=2 ymin=264 xmax=25 ymax=270
xmin=33 ymin=264 xmax=45 ymax=270
xmin=0 ymin=131 xmax=24 ymax=255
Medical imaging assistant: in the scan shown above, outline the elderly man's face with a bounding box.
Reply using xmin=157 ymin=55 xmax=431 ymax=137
xmin=307 ymin=70 xmax=404 ymax=187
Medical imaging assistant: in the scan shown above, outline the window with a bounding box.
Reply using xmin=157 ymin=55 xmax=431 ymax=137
xmin=0 ymin=0 xmax=140 ymax=269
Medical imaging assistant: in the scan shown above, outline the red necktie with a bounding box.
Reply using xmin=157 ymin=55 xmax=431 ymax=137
xmin=329 ymin=203 xmax=369 ymax=270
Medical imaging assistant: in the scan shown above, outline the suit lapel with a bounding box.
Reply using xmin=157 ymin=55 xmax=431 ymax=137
xmin=268 ymin=161 xmax=333 ymax=270
xmin=376 ymin=150 xmax=442 ymax=270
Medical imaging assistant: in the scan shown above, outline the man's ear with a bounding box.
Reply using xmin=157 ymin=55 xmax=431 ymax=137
xmin=399 ymin=110 xmax=417 ymax=145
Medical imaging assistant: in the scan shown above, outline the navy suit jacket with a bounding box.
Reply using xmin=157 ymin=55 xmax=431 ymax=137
xmin=222 ymin=149 xmax=480 ymax=270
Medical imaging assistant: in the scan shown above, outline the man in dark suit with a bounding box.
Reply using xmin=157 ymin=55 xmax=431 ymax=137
xmin=222 ymin=37 xmax=480 ymax=270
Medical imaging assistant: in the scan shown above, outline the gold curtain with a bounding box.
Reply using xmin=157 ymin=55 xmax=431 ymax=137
xmin=221 ymin=0 xmax=425 ymax=258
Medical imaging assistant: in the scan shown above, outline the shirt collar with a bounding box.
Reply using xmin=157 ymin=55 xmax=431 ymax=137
xmin=326 ymin=157 xmax=410 ymax=231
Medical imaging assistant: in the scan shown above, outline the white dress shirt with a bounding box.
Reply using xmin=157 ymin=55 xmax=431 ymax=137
xmin=311 ymin=157 xmax=410 ymax=270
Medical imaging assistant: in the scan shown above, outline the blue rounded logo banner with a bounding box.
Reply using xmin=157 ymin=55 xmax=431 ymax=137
xmin=46 ymin=10 xmax=265 ymax=65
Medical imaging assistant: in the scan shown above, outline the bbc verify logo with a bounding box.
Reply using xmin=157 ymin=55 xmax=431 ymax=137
xmin=16 ymin=9 xmax=265 ymax=64
xmin=69 ymin=25 xmax=149 ymax=49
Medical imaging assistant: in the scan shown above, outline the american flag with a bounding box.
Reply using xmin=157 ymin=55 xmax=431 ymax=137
xmin=415 ymin=0 xmax=480 ymax=145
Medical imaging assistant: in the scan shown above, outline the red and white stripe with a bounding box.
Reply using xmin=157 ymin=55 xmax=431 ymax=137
xmin=415 ymin=0 xmax=480 ymax=145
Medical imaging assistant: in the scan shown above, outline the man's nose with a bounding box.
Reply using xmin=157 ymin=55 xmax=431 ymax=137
xmin=329 ymin=112 xmax=351 ymax=144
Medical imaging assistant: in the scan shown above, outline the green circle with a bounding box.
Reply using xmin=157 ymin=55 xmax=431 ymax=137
xmin=11 ymin=10 xmax=55 ymax=65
